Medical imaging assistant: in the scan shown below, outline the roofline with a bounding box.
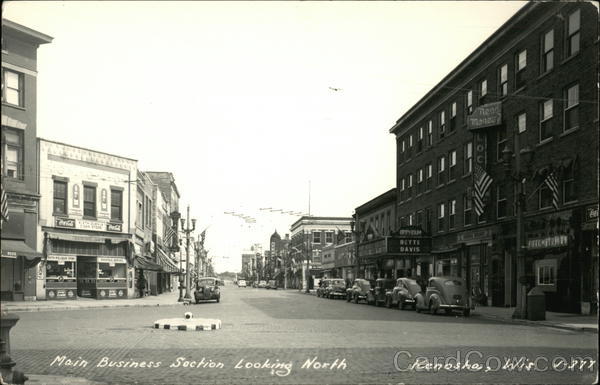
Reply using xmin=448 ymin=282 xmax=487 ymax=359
xmin=144 ymin=171 xmax=181 ymax=198
xmin=355 ymin=187 xmax=397 ymax=213
xmin=290 ymin=216 xmax=354 ymax=231
xmin=2 ymin=19 xmax=53 ymax=45
xmin=38 ymin=138 xmax=138 ymax=163
xmin=389 ymin=1 xmax=537 ymax=134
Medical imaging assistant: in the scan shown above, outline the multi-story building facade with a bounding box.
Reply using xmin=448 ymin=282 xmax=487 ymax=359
xmin=1 ymin=20 xmax=52 ymax=301
xmin=289 ymin=216 xmax=353 ymax=290
xmin=37 ymin=139 xmax=137 ymax=300
xmin=389 ymin=2 xmax=598 ymax=313
xmin=267 ymin=231 xmax=290 ymax=287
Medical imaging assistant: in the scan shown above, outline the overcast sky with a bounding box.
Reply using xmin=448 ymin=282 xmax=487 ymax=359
xmin=4 ymin=1 xmax=527 ymax=273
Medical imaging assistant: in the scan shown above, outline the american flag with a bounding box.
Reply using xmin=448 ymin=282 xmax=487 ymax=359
xmin=163 ymin=225 xmax=176 ymax=248
xmin=544 ymin=171 xmax=559 ymax=210
xmin=473 ymin=163 xmax=493 ymax=217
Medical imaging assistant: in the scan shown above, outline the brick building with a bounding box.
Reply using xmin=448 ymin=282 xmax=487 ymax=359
xmin=1 ymin=20 xmax=52 ymax=301
xmin=389 ymin=2 xmax=598 ymax=313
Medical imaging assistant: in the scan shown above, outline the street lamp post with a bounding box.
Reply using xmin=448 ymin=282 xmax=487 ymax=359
xmin=502 ymin=136 xmax=534 ymax=320
xmin=180 ymin=205 xmax=196 ymax=300
xmin=178 ymin=244 xmax=184 ymax=302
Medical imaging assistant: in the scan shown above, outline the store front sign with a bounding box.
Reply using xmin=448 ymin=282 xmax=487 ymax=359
xmin=527 ymin=235 xmax=568 ymax=250
xmin=55 ymin=218 xmax=76 ymax=228
xmin=77 ymin=219 xmax=106 ymax=231
xmin=47 ymin=255 xmax=77 ymax=264
xmin=457 ymin=228 xmax=492 ymax=243
xmin=2 ymin=251 xmax=17 ymax=259
xmin=106 ymin=223 xmax=122 ymax=232
xmin=98 ymin=257 xmax=126 ymax=266
xmin=585 ymin=205 xmax=598 ymax=222
xmin=467 ymin=102 xmax=502 ymax=130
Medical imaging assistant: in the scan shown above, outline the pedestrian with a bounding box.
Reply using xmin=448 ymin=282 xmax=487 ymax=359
xmin=137 ymin=270 xmax=147 ymax=297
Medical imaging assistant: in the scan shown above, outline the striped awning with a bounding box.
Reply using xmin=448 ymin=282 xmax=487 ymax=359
xmin=156 ymin=247 xmax=181 ymax=273
xmin=134 ymin=255 xmax=163 ymax=271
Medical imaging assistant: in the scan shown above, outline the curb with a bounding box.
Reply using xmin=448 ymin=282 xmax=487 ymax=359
xmin=474 ymin=313 xmax=598 ymax=333
xmin=1 ymin=302 xmax=182 ymax=313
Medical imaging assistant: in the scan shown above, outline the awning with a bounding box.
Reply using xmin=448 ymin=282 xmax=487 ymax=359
xmin=1 ymin=240 xmax=42 ymax=262
xmin=156 ymin=248 xmax=181 ymax=273
xmin=46 ymin=231 xmax=129 ymax=244
xmin=134 ymin=256 xmax=163 ymax=271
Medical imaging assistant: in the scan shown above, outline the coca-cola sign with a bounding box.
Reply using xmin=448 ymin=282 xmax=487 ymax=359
xmin=106 ymin=223 xmax=122 ymax=232
xmin=55 ymin=218 xmax=76 ymax=228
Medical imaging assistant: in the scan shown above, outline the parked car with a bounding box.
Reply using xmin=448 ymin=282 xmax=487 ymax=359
xmin=238 ymin=279 xmax=247 ymax=287
xmin=414 ymin=276 xmax=473 ymax=316
xmin=367 ymin=278 xmax=395 ymax=306
xmin=316 ymin=279 xmax=331 ymax=298
xmin=194 ymin=277 xmax=221 ymax=303
xmin=385 ymin=278 xmax=422 ymax=309
xmin=266 ymin=280 xmax=278 ymax=289
xmin=325 ymin=278 xmax=346 ymax=299
xmin=257 ymin=280 xmax=267 ymax=288
xmin=346 ymin=279 xmax=372 ymax=304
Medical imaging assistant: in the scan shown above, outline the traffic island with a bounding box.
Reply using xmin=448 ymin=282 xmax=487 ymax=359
xmin=153 ymin=312 xmax=221 ymax=331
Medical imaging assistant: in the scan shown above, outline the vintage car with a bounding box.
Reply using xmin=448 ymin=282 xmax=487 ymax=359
xmin=414 ymin=276 xmax=473 ymax=316
xmin=194 ymin=277 xmax=221 ymax=303
xmin=257 ymin=280 xmax=267 ymax=288
xmin=266 ymin=280 xmax=278 ymax=289
xmin=346 ymin=279 xmax=372 ymax=304
xmin=316 ymin=279 xmax=331 ymax=298
xmin=367 ymin=278 xmax=396 ymax=306
xmin=324 ymin=278 xmax=347 ymax=299
xmin=238 ymin=279 xmax=247 ymax=287
xmin=385 ymin=278 xmax=422 ymax=309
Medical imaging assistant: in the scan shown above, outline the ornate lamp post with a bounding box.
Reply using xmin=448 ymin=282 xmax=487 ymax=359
xmin=502 ymin=140 xmax=534 ymax=320
xmin=180 ymin=205 xmax=196 ymax=300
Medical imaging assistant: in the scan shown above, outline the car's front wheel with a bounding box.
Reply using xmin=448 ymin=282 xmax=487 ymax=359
xmin=354 ymin=294 xmax=359 ymax=304
xmin=385 ymin=297 xmax=392 ymax=308
xmin=463 ymin=309 xmax=470 ymax=317
xmin=216 ymin=296 xmax=220 ymax=303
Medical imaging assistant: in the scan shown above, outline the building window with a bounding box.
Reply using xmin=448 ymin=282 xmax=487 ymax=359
xmin=466 ymin=90 xmax=473 ymax=115
xmin=541 ymin=29 xmax=554 ymax=73
xmin=437 ymin=203 xmax=446 ymax=232
xmin=111 ymin=189 xmax=123 ymax=221
xmin=449 ymin=199 xmax=456 ymax=229
xmin=417 ymin=168 xmax=424 ymax=194
xmin=464 ymin=141 xmax=473 ymax=175
xmin=539 ymin=99 xmax=553 ymax=142
xmin=145 ymin=196 xmax=152 ymax=229
xmin=564 ymin=83 xmax=579 ymax=132
xmin=517 ymin=112 xmax=527 ymax=134
xmin=400 ymin=177 xmax=406 ymax=201
xmin=312 ymin=231 xmax=321 ymax=244
xmin=563 ymin=164 xmax=577 ymax=203
xmin=437 ymin=156 xmax=446 ymax=185
xmin=450 ymin=102 xmax=457 ymax=131
xmin=515 ymin=49 xmax=527 ymax=89
xmin=497 ymin=126 xmax=507 ymax=161
xmin=537 ymin=263 xmax=556 ymax=286
xmin=407 ymin=174 xmax=413 ymax=198
xmin=325 ymin=231 xmax=334 ymax=244
xmin=463 ymin=193 xmax=473 ymax=226
xmin=479 ymin=79 xmax=488 ymax=101
xmin=53 ymin=180 xmax=68 ymax=215
xmin=137 ymin=199 xmax=143 ymax=228
xmin=497 ymin=184 xmax=508 ymax=219
xmin=426 ymin=163 xmax=433 ymax=191
xmin=416 ymin=210 xmax=423 ymax=227
xmin=408 ymin=213 xmax=414 ymax=226
xmin=566 ymin=10 xmax=580 ymax=57
xmin=83 ymin=185 xmax=96 ymax=218
xmin=2 ymin=127 xmax=24 ymax=179
xmin=439 ymin=110 xmax=446 ymax=137
xmin=1 ymin=69 xmax=23 ymax=107
xmin=539 ymin=184 xmax=553 ymax=209
xmin=498 ymin=64 xmax=508 ymax=97
xmin=427 ymin=120 xmax=433 ymax=146
xmin=417 ymin=126 xmax=424 ymax=152
xmin=425 ymin=207 xmax=432 ymax=234
xmin=448 ymin=150 xmax=457 ymax=181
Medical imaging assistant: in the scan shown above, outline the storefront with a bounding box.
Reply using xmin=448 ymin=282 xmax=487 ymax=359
xmin=45 ymin=254 xmax=77 ymax=300
xmin=77 ymin=256 xmax=127 ymax=299
xmin=581 ymin=204 xmax=598 ymax=315
xmin=0 ymin=240 xmax=43 ymax=301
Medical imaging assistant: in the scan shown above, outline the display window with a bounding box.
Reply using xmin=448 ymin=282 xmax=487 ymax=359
xmin=98 ymin=263 xmax=126 ymax=279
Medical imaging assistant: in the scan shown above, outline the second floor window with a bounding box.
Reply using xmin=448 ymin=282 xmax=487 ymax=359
xmin=498 ymin=64 xmax=508 ymax=97
xmin=464 ymin=193 xmax=473 ymax=226
xmin=2 ymin=128 xmax=24 ymax=179
xmin=312 ymin=231 xmax=321 ymax=244
xmin=53 ymin=180 xmax=68 ymax=215
xmin=437 ymin=202 xmax=446 ymax=232
xmin=515 ymin=49 xmax=527 ymax=89
xmin=566 ymin=10 xmax=580 ymax=57
xmin=84 ymin=185 xmax=96 ymax=218
xmin=111 ymin=189 xmax=123 ymax=221
xmin=464 ymin=141 xmax=473 ymax=175
xmin=438 ymin=156 xmax=446 ymax=185
xmin=539 ymin=184 xmax=553 ymax=210
xmin=542 ymin=29 xmax=554 ymax=73
xmin=449 ymin=199 xmax=456 ymax=229
xmin=1 ymin=69 xmax=23 ymax=107
xmin=325 ymin=231 xmax=334 ymax=244
xmin=564 ymin=83 xmax=579 ymax=132
xmin=563 ymin=166 xmax=576 ymax=204
xmin=540 ymin=99 xmax=553 ymax=142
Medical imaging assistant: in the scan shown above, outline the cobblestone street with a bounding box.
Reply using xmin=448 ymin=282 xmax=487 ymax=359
xmin=9 ymin=286 xmax=597 ymax=384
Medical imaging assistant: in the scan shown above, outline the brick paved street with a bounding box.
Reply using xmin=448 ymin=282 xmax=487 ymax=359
xmin=9 ymin=286 xmax=597 ymax=384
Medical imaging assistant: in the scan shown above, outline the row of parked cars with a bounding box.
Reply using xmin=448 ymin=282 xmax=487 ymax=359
xmin=317 ymin=276 xmax=473 ymax=316
xmin=237 ymin=279 xmax=278 ymax=289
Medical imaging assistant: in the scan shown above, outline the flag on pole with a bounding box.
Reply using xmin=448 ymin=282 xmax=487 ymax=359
xmin=163 ymin=225 xmax=176 ymax=247
xmin=473 ymin=163 xmax=493 ymax=217
xmin=544 ymin=171 xmax=559 ymax=210
xmin=336 ymin=227 xmax=345 ymax=244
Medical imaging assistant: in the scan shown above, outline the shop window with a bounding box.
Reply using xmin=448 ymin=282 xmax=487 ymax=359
xmin=98 ymin=263 xmax=126 ymax=280
xmin=515 ymin=49 xmax=527 ymax=90
xmin=437 ymin=203 xmax=446 ymax=232
xmin=426 ymin=164 xmax=433 ymax=191
xmin=538 ymin=184 xmax=553 ymax=209
xmin=1 ymin=69 xmax=23 ymax=107
xmin=2 ymin=127 xmax=24 ymax=179
xmin=325 ymin=231 xmax=334 ymax=244
xmin=449 ymin=150 xmax=457 ymax=181
xmin=541 ymin=29 xmax=554 ymax=73
xmin=83 ymin=185 xmax=96 ymax=218
xmin=464 ymin=141 xmax=473 ymax=175
xmin=437 ymin=156 xmax=446 ymax=185
xmin=439 ymin=110 xmax=446 ymax=138
xmin=46 ymin=260 xmax=76 ymax=280
xmin=449 ymin=199 xmax=456 ymax=229
xmin=450 ymin=102 xmax=457 ymax=132
xmin=53 ymin=180 xmax=68 ymax=215
xmin=563 ymin=83 xmax=579 ymax=132
xmin=498 ymin=64 xmax=508 ymax=97
xmin=463 ymin=193 xmax=473 ymax=226
xmin=539 ymin=99 xmax=553 ymax=142
xmin=536 ymin=260 xmax=556 ymax=288
xmin=313 ymin=231 xmax=321 ymax=244
xmin=566 ymin=10 xmax=580 ymax=57
xmin=497 ymin=126 xmax=507 ymax=161
xmin=110 ymin=189 xmax=122 ymax=221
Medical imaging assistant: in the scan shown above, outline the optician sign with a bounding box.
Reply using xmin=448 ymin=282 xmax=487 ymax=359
xmin=467 ymin=102 xmax=502 ymax=130
xmin=47 ymin=255 xmax=77 ymax=265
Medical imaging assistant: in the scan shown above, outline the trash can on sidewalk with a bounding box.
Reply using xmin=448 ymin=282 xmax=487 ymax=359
xmin=527 ymin=286 xmax=546 ymax=321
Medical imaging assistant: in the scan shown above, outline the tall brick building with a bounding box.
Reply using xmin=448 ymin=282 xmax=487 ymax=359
xmin=389 ymin=2 xmax=597 ymax=314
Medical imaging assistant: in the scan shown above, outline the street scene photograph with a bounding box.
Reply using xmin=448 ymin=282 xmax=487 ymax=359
xmin=0 ymin=1 xmax=598 ymax=384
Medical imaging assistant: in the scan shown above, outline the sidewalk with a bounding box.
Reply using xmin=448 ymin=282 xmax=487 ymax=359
xmin=473 ymin=305 xmax=598 ymax=333
xmin=0 ymin=290 xmax=183 ymax=313
xmin=26 ymin=374 xmax=107 ymax=385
